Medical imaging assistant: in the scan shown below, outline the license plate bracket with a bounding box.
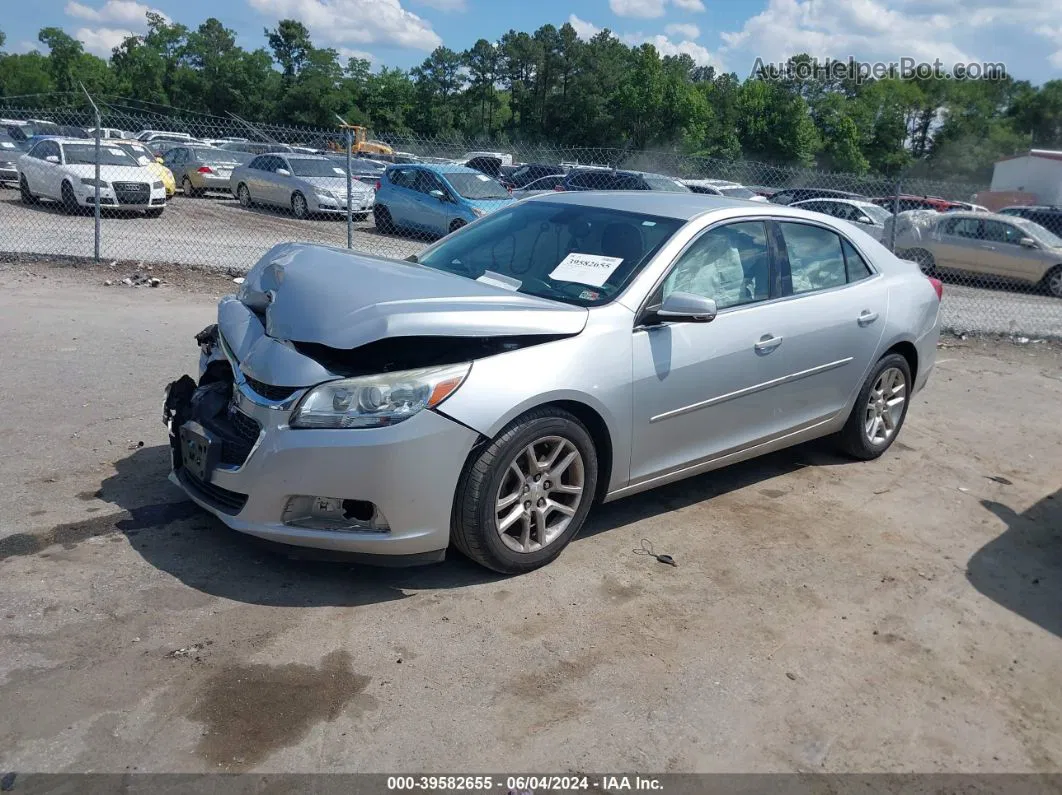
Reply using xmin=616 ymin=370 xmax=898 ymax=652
xmin=180 ymin=421 xmax=218 ymax=482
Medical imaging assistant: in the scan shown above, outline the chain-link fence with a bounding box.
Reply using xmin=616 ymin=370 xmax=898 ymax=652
xmin=2 ymin=100 xmax=1060 ymax=339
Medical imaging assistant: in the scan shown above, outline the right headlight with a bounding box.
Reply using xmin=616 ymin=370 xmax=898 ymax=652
xmin=289 ymin=363 xmax=471 ymax=429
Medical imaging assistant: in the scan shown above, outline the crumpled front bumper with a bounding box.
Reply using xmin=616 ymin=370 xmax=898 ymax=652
xmin=163 ymin=326 xmax=481 ymax=562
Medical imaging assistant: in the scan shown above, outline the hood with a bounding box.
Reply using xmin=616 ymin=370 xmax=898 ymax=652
xmin=300 ymin=175 xmax=370 ymax=194
xmin=238 ymin=242 xmax=588 ymax=350
xmin=64 ymin=163 xmax=150 ymax=179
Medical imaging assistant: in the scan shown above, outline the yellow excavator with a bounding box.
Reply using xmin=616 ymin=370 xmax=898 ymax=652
xmin=331 ymin=124 xmax=393 ymax=157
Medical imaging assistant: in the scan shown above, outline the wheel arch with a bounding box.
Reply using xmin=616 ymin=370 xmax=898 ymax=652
xmin=883 ymin=339 xmax=918 ymax=384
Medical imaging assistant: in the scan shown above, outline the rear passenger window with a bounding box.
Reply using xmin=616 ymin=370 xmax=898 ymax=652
xmin=842 ymin=239 xmax=873 ymax=281
xmin=779 ymin=223 xmax=847 ymax=294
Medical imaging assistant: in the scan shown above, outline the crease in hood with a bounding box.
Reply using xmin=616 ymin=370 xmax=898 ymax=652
xmin=238 ymin=242 xmax=588 ymax=350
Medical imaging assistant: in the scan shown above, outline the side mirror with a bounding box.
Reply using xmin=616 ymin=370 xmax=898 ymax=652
xmin=857 ymin=215 xmax=873 ymax=224
xmin=429 ymin=189 xmax=447 ymax=202
xmin=652 ymin=292 xmax=718 ymax=324
xmin=1019 ymin=237 xmax=1038 ymax=249
xmin=155 ymin=157 xmax=164 ymax=164
xmin=276 ymin=168 xmax=291 ymax=177
xmin=45 ymin=155 xmax=60 ymax=164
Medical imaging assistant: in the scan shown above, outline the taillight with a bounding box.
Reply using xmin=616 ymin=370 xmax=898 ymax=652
xmin=554 ymin=184 xmax=564 ymax=191
xmin=928 ymin=276 xmax=943 ymax=300
xmin=197 ymin=166 xmax=213 ymax=174
xmin=375 ymin=180 xmax=382 ymax=191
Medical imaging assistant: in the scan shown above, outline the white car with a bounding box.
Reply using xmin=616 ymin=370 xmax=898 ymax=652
xmin=17 ymin=137 xmax=167 ymax=216
xmin=790 ymin=198 xmax=893 ymax=242
xmin=680 ymin=179 xmax=769 ymax=202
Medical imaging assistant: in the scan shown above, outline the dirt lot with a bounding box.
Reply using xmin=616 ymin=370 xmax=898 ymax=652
xmin=0 ymin=261 xmax=1060 ymax=775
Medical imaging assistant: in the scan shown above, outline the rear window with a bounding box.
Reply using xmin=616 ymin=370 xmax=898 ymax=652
xmin=642 ymin=175 xmax=690 ymax=193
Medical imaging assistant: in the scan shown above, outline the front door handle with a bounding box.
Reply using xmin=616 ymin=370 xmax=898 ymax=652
xmin=754 ymin=335 xmax=783 ymax=353
xmin=858 ymin=311 xmax=879 ymax=326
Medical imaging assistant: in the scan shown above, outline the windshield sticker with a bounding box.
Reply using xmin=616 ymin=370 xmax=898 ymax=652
xmin=0 ymin=142 xmax=13 ymax=149
xmin=476 ymin=174 xmax=491 ymax=181
xmin=641 ymin=220 xmax=656 ymax=226
xmin=333 ymin=167 xmax=345 ymax=175
xmin=476 ymin=271 xmax=522 ymax=291
xmin=549 ymin=253 xmax=625 ymax=287
xmin=578 ymin=289 xmax=600 ymax=301
xmin=107 ymin=147 xmax=125 ymax=156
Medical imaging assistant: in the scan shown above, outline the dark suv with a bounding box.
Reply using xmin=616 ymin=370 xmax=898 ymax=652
xmin=560 ymin=168 xmax=689 ymax=192
xmin=997 ymin=206 xmax=1062 ymax=237
xmin=769 ymin=187 xmax=867 ymax=205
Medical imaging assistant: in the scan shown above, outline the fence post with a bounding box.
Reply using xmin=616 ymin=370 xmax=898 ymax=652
xmin=81 ymin=83 xmax=101 ymax=262
xmin=346 ymin=127 xmax=353 ymax=249
xmin=888 ymin=178 xmax=901 ymax=253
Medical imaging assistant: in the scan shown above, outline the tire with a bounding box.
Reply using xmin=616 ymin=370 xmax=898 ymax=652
xmin=451 ymin=408 xmax=599 ymax=574
xmin=182 ymin=176 xmax=199 ymax=198
xmin=835 ymin=353 xmax=913 ymax=461
xmin=19 ymin=175 xmax=37 ymax=205
xmin=908 ymin=248 xmax=936 ymax=275
xmin=373 ymin=204 xmax=395 ymax=233
xmin=61 ymin=181 xmax=81 ymax=215
xmin=145 ymin=208 xmax=164 ymax=218
xmin=1042 ymin=265 xmax=1062 ymax=299
xmin=237 ymin=183 xmax=252 ymax=208
xmin=291 ymin=191 xmax=310 ymax=220
xmin=449 ymin=219 xmax=467 ymax=234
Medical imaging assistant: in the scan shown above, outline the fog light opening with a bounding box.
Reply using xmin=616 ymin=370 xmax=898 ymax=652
xmin=282 ymin=495 xmax=390 ymax=533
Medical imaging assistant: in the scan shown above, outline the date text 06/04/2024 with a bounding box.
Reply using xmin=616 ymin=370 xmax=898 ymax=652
xmin=386 ymin=776 xmax=665 ymax=792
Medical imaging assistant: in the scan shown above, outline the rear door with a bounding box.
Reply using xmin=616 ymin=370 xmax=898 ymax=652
xmin=932 ymin=216 xmax=987 ymax=272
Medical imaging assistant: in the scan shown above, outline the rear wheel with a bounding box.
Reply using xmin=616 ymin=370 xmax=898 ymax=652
xmin=908 ymin=248 xmax=936 ymax=275
xmin=291 ymin=191 xmax=310 ymax=220
xmin=1042 ymin=265 xmax=1062 ymax=298
xmin=236 ymin=183 xmax=252 ymax=207
xmin=451 ymin=408 xmax=598 ymax=574
xmin=182 ymin=176 xmax=200 ymax=198
xmin=836 ymin=353 xmax=912 ymax=460
xmin=19 ymin=175 xmax=37 ymax=204
xmin=373 ymin=204 xmax=395 ymax=233
xmin=60 ymin=181 xmax=80 ymax=214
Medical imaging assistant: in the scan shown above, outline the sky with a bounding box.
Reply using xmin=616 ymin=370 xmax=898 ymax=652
xmin=3 ymin=0 xmax=1061 ymax=83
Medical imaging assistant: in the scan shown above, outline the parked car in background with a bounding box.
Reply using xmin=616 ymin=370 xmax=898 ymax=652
xmin=894 ymin=210 xmax=1062 ymax=296
xmin=163 ymin=145 xmax=251 ymax=197
xmin=86 ymin=127 xmax=133 ymax=139
xmin=163 ymin=192 xmax=942 ymax=573
xmin=219 ymin=141 xmax=294 ymax=155
xmin=948 ymin=201 xmax=990 ymax=213
xmin=512 ymin=173 xmax=567 ymax=199
xmin=560 ymin=168 xmax=690 ymax=192
xmin=501 ymin=162 xmax=566 ymax=190
xmin=373 ymin=163 xmax=514 ymax=236
xmin=136 ymin=130 xmax=193 ymax=143
xmin=791 ymin=198 xmax=893 ymax=242
xmin=230 ymin=153 xmax=375 ymax=220
xmin=464 ymin=156 xmax=504 ymax=180
xmin=997 ymin=205 xmax=1062 ymax=237
xmin=770 ymin=187 xmax=867 ymax=205
xmin=324 ymin=154 xmax=387 ymax=187
xmin=113 ymin=140 xmax=177 ymax=198
xmin=148 ymin=139 xmax=208 ymax=159
xmin=0 ymin=130 xmax=24 ymax=186
xmin=746 ymin=185 xmax=780 ymax=199
xmin=17 ymin=137 xmax=167 ymax=216
xmin=461 ymin=150 xmax=513 ymax=166
xmin=869 ymin=195 xmax=963 ymax=213
xmin=6 ymin=120 xmax=88 ymax=141
xmin=680 ymin=179 xmax=768 ymax=202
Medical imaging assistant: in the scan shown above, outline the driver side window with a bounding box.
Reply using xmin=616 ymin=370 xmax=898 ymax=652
xmin=661 ymin=222 xmax=771 ymax=310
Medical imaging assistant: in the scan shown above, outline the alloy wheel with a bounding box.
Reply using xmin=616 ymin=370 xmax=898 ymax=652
xmin=864 ymin=367 xmax=906 ymax=446
xmin=494 ymin=435 xmax=585 ymax=554
xmin=1047 ymin=267 xmax=1062 ymax=299
xmin=292 ymin=192 xmax=308 ymax=219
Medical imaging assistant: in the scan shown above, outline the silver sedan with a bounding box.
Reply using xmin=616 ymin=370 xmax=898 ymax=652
xmin=163 ymin=193 xmax=942 ymax=573
xmin=229 ymin=153 xmax=375 ymax=220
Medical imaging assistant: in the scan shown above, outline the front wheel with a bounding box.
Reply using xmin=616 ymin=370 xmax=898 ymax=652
xmin=61 ymin=181 xmax=80 ymax=214
xmin=291 ymin=191 xmax=310 ymax=220
xmin=836 ymin=353 xmax=912 ymax=460
xmin=19 ymin=175 xmax=37 ymax=204
xmin=451 ymin=408 xmax=598 ymax=574
xmin=1042 ymin=265 xmax=1062 ymax=298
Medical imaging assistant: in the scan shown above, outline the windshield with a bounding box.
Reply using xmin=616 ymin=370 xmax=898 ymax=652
xmin=642 ymin=175 xmax=690 ymax=193
xmin=1015 ymin=217 xmax=1062 ymax=248
xmin=861 ymin=203 xmax=893 ymax=224
xmin=415 ymin=200 xmax=684 ymax=306
xmin=63 ymin=144 xmax=138 ymax=167
xmin=288 ymin=158 xmax=346 ymax=177
xmin=0 ymin=132 xmax=20 ymax=150
xmin=444 ymin=172 xmax=512 ymax=199
xmin=115 ymin=142 xmax=156 ymax=165
xmin=718 ymin=186 xmax=757 ymax=199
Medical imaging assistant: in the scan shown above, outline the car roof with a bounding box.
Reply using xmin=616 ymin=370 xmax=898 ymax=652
xmin=410 ymin=163 xmax=483 ymax=175
xmin=523 ymin=191 xmax=773 ymax=220
xmin=795 ymin=197 xmax=878 ymax=208
xmin=682 ymin=178 xmax=738 ymax=186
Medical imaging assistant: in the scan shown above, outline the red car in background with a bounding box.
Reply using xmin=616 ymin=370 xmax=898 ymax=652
xmin=870 ymin=194 xmax=964 ymax=213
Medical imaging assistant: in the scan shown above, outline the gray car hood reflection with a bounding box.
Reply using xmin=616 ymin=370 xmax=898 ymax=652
xmin=238 ymin=242 xmax=588 ymax=350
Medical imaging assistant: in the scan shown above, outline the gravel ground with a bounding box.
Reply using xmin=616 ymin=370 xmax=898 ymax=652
xmin=0 ymin=186 xmax=1060 ymax=339
xmin=0 ymin=261 xmax=1060 ymax=775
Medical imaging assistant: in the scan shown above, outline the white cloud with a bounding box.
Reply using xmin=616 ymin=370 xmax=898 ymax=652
xmin=610 ymin=0 xmax=666 ymax=19
xmin=671 ymin=0 xmax=706 ymax=11
xmin=65 ymin=0 xmax=167 ymax=25
xmin=338 ymin=46 xmax=375 ymax=63
xmin=568 ymin=14 xmax=602 ymax=40
xmin=75 ymin=26 xmax=134 ymax=55
xmin=638 ymin=33 xmax=721 ymax=66
xmin=409 ymin=0 xmax=467 ymax=9
xmin=13 ymin=41 xmax=41 ymax=54
xmin=665 ymin=23 xmax=700 ymax=39
xmin=248 ymin=0 xmax=442 ymax=51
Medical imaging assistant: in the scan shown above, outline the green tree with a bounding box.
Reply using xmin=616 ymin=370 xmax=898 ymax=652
xmin=266 ymin=19 xmax=312 ymax=79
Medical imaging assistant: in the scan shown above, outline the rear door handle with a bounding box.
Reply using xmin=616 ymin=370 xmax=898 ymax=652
xmin=754 ymin=335 xmax=783 ymax=353
xmin=858 ymin=311 xmax=879 ymax=326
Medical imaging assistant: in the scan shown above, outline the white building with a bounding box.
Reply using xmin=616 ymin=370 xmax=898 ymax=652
xmin=990 ymin=149 xmax=1062 ymax=205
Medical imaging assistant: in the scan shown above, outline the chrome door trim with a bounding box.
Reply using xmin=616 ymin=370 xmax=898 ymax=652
xmin=648 ymin=357 xmax=854 ymax=424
